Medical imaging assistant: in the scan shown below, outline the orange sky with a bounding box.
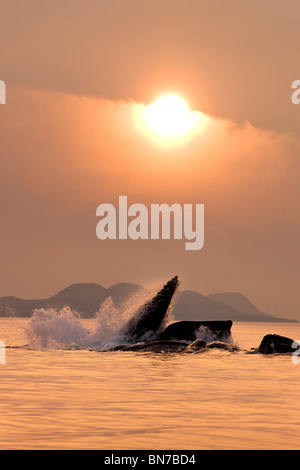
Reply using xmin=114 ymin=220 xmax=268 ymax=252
xmin=1 ymin=1 xmax=300 ymax=319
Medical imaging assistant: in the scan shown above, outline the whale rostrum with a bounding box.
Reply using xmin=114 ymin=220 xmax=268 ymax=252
xmin=122 ymin=275 xmax=180 ymax=341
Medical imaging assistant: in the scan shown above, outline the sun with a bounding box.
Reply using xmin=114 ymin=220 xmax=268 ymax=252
xmin=144 ymin=94 xmax=197 ymax=138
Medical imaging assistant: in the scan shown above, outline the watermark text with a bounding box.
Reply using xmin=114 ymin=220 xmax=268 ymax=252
xmin=96 ymin=196 xmax=204 ymax=251
xmin=291 ymin=341 xmax=300 ymax=364
xmin=291 ymin=80 xmax=300 ymax=105
xmin=0 ymin=341 xmax=6 ymax=364
xmin=0 ymin=81 xmax=6 ymax=104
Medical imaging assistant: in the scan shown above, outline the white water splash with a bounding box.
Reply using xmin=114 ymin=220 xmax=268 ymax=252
xmin=25 ymin=297 xmax=131 ymax=350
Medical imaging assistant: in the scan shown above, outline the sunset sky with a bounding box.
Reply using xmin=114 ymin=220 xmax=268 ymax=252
xmin=1 ymin=0 xmax=300 ymax=319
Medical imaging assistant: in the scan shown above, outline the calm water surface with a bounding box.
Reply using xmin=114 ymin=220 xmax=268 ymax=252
xmin=0 ymin=319 xmax=299 ymax=449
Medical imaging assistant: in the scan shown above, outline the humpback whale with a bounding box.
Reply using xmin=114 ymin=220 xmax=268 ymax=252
xmin=110 ymin=275 xmax=233 ymax=352
xmin=105 ymin=276 xmax=299 ymax=355
xmin=121 ymin=275 xmax=233 ymax=344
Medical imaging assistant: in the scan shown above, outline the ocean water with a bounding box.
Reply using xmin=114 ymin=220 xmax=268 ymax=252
xmin=0 ymin=314 xmax=299 ymax=450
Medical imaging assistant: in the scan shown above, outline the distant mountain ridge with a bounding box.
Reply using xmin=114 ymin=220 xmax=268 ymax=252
xmin=0 ymin=282 xmax=296 ymax=322
xmin=208 ymin=292 xmax=276 ymax=320
xmin=172 ymin=290 xmax=293 ymax=322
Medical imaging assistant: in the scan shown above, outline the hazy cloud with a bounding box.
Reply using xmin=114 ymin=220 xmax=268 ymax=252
xmin=1 ymin=87 xmax=299 ymax=317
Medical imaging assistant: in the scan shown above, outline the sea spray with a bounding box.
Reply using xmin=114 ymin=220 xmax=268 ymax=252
xmin=25 ymin=289 xmax=158 ymax=350
xmin=86 ymin=297 xmax=130 ymax=350
xmin=26 ymin=306 xmax=88 ymax=349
